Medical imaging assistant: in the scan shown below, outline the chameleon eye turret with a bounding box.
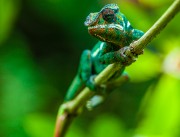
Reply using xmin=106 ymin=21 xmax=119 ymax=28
xmin=84 ymin=4 xmax=143 ymax=47
xmin=84 ymin=4 xmax=129 ymax=46
xmin=102 ymin=8 xmax=116 ymax=23
xmin=84 ymin=4 xmax=119 ymax=27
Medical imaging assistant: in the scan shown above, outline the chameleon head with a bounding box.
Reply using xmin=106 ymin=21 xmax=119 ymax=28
xmin=84 ymin=4 xmax=127 ymax=46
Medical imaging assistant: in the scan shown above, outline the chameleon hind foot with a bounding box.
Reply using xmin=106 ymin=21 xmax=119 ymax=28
xmin=86 ymin=95 xmax=105 ymax=110
xmin=86 ymin=75 xmax=107 ymax=92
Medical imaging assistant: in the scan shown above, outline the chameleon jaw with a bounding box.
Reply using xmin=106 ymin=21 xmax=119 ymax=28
xmin=88 ymin=24 xmax=124 ymax=31
xmin=88 ymin=24 xmax=124 ymax=42
xmin=94 ymin=34 xmax=106 ymax=41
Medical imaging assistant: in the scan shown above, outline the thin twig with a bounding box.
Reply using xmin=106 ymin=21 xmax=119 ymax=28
xmin=54 ymin=1 xmax=180 ymax=137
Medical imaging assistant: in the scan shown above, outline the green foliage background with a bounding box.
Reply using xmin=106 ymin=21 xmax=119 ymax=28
xmin=0 ymin=0 xmax=180 ymax=137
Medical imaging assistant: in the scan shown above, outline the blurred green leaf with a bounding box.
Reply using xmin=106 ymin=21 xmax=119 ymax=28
xmin=160 ymin=37 xmax=180 ymax=55
xmin=0 ymin=0 xmax=20 ymax=44
xmin=135 ymin=74 xmax=180 ymax=137
xmin=139 ymin=0 xmax=172 ymax=8
xmin=0 ymin=33 xmax=43 ymax=137
xmin=24 ymin=113 xmax=54 ymax=137
xmin=66 ymin=124 xmax=85 ymax=137
xmin=126 ymin=50 xmax=161 ymax=82
xmin=89 ymin=114 xmax=128 ymax=137
xmin=116 ymin=1 xmax=152 ymax=31
xmin=0 ymin=34 xmax=42 ymax=116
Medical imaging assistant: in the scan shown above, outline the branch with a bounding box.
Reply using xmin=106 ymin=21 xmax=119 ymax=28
xmin=54 ymin=1 xmax=180 ymax=137
xmin=129 ymin=0 xmax=180 ymax=54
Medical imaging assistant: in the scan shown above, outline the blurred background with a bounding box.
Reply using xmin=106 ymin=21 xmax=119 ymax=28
xmin=0 ymin=0 xmax=180 ymax=137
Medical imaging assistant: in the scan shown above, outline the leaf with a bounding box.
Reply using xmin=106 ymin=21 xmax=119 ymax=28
xmin=126 ymin=50 xmax=161 ymax=82
xmin=89 ymin=114 xmax=128 ymax=137
xmin=0 ymin=33 xmax=43 ymax=137
xmin=116 ymin=1 xmax=152 ymax=30
xmin=23 ymin=114 xmax=55 ymax=137
xmin=135 ymin=74 xmax=180 ymax=137
xmin=66 ymin=124 xmax=85 ymax=137
xmin=139 ymin=0 xmax=172 ymax=8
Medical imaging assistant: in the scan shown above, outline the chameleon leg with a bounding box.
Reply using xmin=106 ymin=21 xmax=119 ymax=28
xmin=65 ymin=50 xmax=102 ymax=101
xmin=98 ymin=30 xmax=144 ymax=66
xmin=99 ymin=46 xmax=137 ymax=66
xmin=132 ymin=29 xmax=144 ymax=40
xmin=79 ymin=50 xmax=103 ymax=91
xmin=65 ymin=50 xmax=92 ymax=101
xmin=87 ymin=72 xmax=129 ymax=109
xmin=79 ymin=50 xmax=92 ymax=81
xmin=79 ymin=50 xmax=98 ymax=91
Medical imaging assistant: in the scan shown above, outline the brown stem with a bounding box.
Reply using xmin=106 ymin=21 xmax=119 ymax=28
xmin=54 ymin=112 xmax=75 ymax=137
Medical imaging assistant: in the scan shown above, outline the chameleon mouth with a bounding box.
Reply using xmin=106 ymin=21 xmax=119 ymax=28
xmin=94 ymin=34 xmax=106 ymax=41
xmin=88 ymin=24 xmax=124 ymax=31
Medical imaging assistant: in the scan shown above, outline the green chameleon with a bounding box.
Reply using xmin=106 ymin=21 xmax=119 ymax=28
xmin=65 ymin=4 xmax=144 ymax=108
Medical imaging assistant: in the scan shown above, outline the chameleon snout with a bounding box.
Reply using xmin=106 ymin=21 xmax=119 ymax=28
xmin=84 ymin=12 xmax=99 ymax=26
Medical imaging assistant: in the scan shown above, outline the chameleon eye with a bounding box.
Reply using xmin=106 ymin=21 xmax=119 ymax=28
xmin=102 ymin=8 xmax=115 ymax=22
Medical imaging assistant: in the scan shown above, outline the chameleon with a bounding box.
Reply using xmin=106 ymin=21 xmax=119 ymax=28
xmin=64 ymin=4 xmax=144 ymax=108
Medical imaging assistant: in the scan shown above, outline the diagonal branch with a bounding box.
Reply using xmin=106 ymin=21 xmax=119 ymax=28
xmin=129 ymin=0 xmax=180 ymax=55
xmin=54 ymin=0 xmax=180 ymax=137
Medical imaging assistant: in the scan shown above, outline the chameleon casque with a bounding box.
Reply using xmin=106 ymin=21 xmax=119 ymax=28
xmin=65 ymin=4 xmax=144 ymax=107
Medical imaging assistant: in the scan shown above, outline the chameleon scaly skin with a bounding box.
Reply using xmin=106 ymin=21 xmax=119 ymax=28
xmin=65 ymin=4 xmax=144 ymax=106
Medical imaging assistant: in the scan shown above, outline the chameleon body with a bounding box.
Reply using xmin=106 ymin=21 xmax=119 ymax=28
xmin=65 ymin=4 xmax=144 ymax=106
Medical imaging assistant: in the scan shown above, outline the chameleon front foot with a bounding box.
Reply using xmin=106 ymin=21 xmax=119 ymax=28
xmin=120 ymin=46 xmax=137 ymax=66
